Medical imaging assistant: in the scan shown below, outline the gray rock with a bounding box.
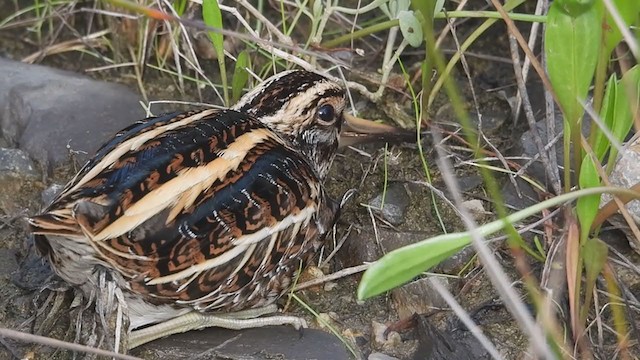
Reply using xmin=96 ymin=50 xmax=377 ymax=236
xmin=602 ymin=138 xmax=640 ymax=253
xmin=0 ymin=147 xmax=39 ymax=180
xmin=132 ymin=326 xmax=351 ymax=360
xmin=0 ymin=58 xmax=145 ymax=169
xmin=369 ymin=182 xmax=411 ymax=226
xmin=41 ymin=183 xmax=64 ymax=205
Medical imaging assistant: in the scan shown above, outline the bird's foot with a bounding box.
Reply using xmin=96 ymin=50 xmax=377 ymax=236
xmin=128 ymin=305 xmax=308 ymax=349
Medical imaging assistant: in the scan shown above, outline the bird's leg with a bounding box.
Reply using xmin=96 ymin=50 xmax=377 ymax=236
xmin=128 ymin=304 xmax=307 ymax=349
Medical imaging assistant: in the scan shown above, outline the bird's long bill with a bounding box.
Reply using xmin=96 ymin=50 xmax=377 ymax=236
xmin=339 ymin=113 xmax=415 ymax=147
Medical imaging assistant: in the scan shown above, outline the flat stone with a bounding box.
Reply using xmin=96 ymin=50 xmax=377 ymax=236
xmin=369 ymin=353 xmax=400 ymax=360
xmin=0 ymin=58 xmax=145 ymax=169
xmin=133 ymin=326 xmax=351 ymax=360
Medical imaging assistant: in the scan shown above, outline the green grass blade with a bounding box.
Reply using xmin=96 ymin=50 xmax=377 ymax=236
xmin=231 ymin=50 xmax=250 ymax=104
xmin=593 ymin=74 xmax=618 ymax=161
xmin=603 ymin=0 xmax=639 ymax=57
xmin=202 ymin=0 xmax=229 ymax=106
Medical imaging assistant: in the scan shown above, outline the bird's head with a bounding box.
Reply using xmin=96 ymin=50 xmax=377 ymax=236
xmin=233 ymin=70 xmax=346 ymax=180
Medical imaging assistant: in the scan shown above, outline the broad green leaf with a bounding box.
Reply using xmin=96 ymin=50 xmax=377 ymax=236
xmin=358 ymin=233 xmax=471 ymax=299
xmin=545 ymin=2 xmax=602 ymax=128
xmin=231 ymin=50 xmax=249 ymax=104
xmin=603 ymin=0 xmax=639 ymax=58
xmin=576 ymin=155 xmax=600 ymax=242
xmin=593 ymin=74 xmax=618 ymax=161
xmin=398 ymin=10 xmax=423 ymax=47
xmin=608 ymin=65 xmax=640 ymax=165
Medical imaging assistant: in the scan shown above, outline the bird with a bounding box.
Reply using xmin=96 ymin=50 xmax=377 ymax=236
xmin=28 ymin=70 xmax=350 ymax=349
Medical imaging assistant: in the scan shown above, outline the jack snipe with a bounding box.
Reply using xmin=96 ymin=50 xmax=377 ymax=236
xmin=29 ymin=70 xmax=349 ymax=349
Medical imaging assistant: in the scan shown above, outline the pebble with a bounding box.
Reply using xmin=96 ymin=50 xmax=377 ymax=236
xmin=368 ymin=182 xmax=411 ymax=226
xmin=371 ymin=321 xmax=403 ymax=350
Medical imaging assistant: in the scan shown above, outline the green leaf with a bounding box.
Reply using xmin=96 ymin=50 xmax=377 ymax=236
xmin=398 ymin=10 xmax=423 ymax=47
xmin=608 ymin=65 xmax=640 ymax=165
xmin=545 ymin=1 xmax=602 ymax=127
xmin=433 ymin=0 xmax=445 ymax=14
xmin=603 ymin=0 xmax=639 ymax=58
xmin=582 ymin=237 xmax=608 ymax=285
xmin=202 ymin=0 xmax=223 ymax=57
xmin=358 ymin=233 xmax=471 ymax=300
xmin=581 ymin=237 xmax=608 ymax=320
xmin=555 ymin=0 xmax=595 ymax=16
xmin=593 ymin=74 xmax=618 ymax=161
xmin=576 ymin=155 xmax=600 ymax=242
xmin=231 ymin=50 xmax=249 ymax=104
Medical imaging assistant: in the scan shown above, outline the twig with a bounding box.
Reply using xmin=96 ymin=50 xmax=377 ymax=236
xmin=508 ymin=34 xmax=562 ymax=195
xmin=0 ymin=328 xmax=141 ymax=360
xmin=294 ymin=264 xmax=370 ymax=291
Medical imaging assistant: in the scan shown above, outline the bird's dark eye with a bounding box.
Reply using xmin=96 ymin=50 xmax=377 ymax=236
xmin=317 ymin=104 xmax=335 ymax=122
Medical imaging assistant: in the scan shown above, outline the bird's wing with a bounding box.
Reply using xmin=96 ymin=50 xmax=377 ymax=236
xmin=29 ymin=108 xmax=338 ymax=308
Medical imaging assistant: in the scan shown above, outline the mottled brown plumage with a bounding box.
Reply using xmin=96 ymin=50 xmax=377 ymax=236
xmin=28 ymin=70 xmax=347 ymax=346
